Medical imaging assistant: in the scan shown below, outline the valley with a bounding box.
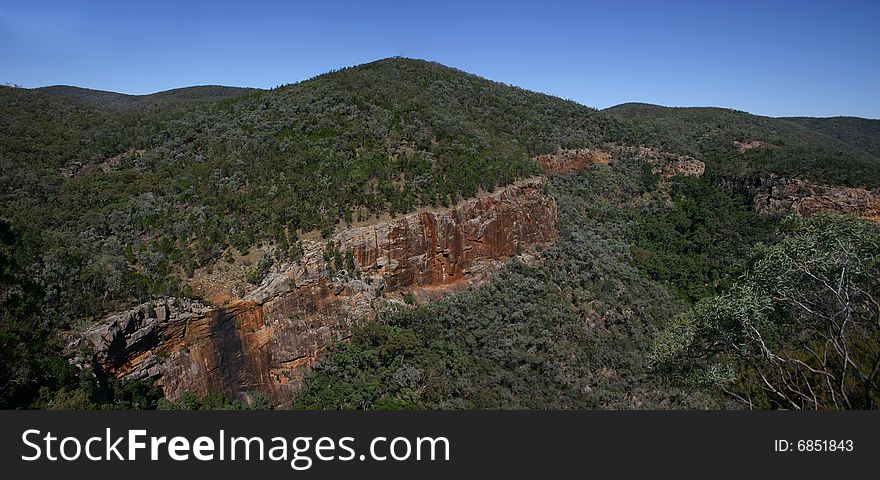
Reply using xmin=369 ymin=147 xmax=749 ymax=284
xmin=1 ymin=58 xmax=878 ymax=410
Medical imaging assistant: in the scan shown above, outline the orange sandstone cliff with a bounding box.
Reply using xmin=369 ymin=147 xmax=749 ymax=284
xmin=77 ymin=178 xmax=557 ymax=406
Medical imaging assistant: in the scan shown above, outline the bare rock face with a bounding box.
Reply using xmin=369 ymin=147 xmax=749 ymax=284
xmin=78 ymin=178 xmax=557 ymax=406
xmin=535 ymin=146 xmax=704 ymax=178
xmin=535 ymin=148 xmax=610 ymax=174
xmin=633 ymin=146 xmax=705 ymax=178
xmin=752 ymin=176 xmax=880 ymax=221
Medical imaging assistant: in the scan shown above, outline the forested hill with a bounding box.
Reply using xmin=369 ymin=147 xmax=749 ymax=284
xmin=34 ymin=85 xmax=260 ymax=109
xmin=782 ymin=116 xmax=880 ymax=159
xmin=2 ymin=57 xmax=878 ymax=409
xmin=3 ymin=57 xmax=878 ymax=322
xmin=0 ymin=57 xmax=630 ymax=324
xmin=0 ymin=57 xmax=630 ymax=408
xmin=605 ymin=102 xmax=880 ymax=187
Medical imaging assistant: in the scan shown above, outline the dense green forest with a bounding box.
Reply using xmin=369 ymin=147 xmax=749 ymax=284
xmin=1 ymin=58 xmax=878 ymax=409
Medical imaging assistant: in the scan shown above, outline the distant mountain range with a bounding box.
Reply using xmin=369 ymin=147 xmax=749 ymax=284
xmin=33 ymin=84 xmax=259 ymax=109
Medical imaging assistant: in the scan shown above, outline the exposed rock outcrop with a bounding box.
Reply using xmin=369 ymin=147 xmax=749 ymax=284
xmin=535 ymin=145 xmax=704 ymax=177
xmin=77 ymin=178 xmax=557 ymax=406
xmin=751 ymin=176 xmax=880 ymax=221
xmin=630 ymin=146 xmax=705 ymax=178
xmin=536 ymin=148 xmax=610 ymax=174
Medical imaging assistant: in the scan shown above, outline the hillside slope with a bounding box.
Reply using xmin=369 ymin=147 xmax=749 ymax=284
xmin=605 ymin=103 xmax=880 ymax=187
xmin=782 ymin=116 xmax=880 ymax=158
xmin=34 ymin=85 xmax=260 ymax=109
xmin=1 ymin=58 xmax=629 ymax=322
xmin=2 ymin=58 xmax=877 ymax=409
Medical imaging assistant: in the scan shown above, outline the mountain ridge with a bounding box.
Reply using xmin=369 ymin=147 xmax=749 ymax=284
xmin=33 ymin=84 xmax=261 ymax=108
xmin=2 ymin=57 xmax=879 ymax=409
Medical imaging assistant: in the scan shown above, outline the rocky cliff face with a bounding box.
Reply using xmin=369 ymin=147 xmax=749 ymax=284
xmin=750 ymin=175 xmax=880 ymax=221
xmin=77 ymin=178 xmax=557 ymax=406
xmin=536 ymin=148 xmax=611 ymax=174
xmin=536 ymin=145 xmax=705 ymax=177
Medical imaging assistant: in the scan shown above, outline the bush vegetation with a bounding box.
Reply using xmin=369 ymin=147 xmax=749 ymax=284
xmin=605 ymin=103 xmax=880 ymax=188
xmin=650 ymin=213 xmax=880 ymax=409
xmin=2 ymin=58 xmax=877 ymax=409
xmin=294 ymin=158 xmax=776 ymax=409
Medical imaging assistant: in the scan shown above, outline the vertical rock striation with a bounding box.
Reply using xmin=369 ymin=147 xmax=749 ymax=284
xmin=77 ymin=178 xmax=557 ymax=406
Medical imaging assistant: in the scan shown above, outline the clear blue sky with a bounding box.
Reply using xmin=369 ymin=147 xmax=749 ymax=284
xmin=1 ymin=0 xmax=878 ymax=118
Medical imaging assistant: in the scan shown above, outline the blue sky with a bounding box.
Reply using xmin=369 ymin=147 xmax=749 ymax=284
xmin=1 ymin=0 xmax=878 ymax=117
